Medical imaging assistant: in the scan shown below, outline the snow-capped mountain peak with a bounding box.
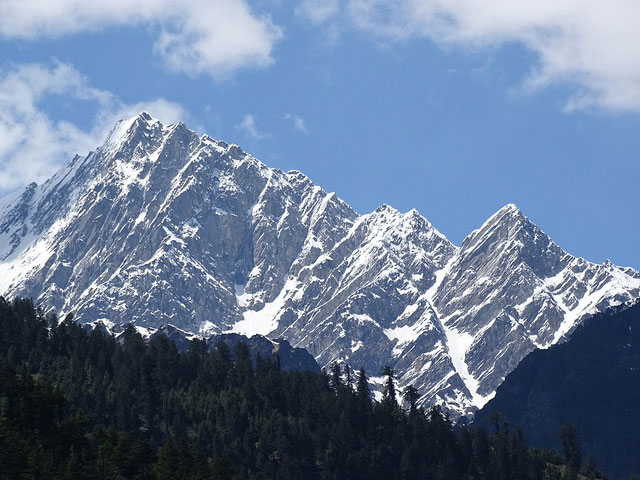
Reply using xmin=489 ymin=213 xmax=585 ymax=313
xmin=1 ymin=113 xmax=638 ymax=419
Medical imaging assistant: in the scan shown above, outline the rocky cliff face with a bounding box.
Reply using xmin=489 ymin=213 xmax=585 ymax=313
xmin=1 ymin=113 xmax=638 ymax=418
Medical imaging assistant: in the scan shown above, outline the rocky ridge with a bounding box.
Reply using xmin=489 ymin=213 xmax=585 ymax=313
xmin=1 ymin=113 xmax=638 ymax=418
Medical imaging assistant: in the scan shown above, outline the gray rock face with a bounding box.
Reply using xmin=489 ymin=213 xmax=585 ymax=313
xmin=205 ymin=333 xmax=321 ymax=373
xmin=1 ymin=113 xmax=639 ymax=419
xmin=142 ymin=324 xmax=321 ymax=372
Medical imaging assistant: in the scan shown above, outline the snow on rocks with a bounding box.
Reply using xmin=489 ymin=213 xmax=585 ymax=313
xmin=1 ymin=113 xmax=638 ymax=420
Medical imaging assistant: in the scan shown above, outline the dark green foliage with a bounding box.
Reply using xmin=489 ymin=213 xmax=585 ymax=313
xmin=382 ymin=365 xmax=397 ymax=405
xmin=476 ymin=302 xmax=640 ymax=480
xmin=0 ymin=296 xmax=603 ymax=479
xmin=356 ymin=368 xmax=370 ymax=401
xmin=402 ymin=385 xmax=419 ymax=413
xmin=559 ymin=423 xmax=581 ymax=480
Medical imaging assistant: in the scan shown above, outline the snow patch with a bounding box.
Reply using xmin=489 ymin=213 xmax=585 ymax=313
xmin=229 ymin=278 xmax=297 ymax=337
xmin=134 ymin=325 xmax=157 ymax=338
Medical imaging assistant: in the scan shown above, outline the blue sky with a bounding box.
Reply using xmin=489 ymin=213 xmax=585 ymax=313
xmin=0 ymin=0 xmax=639 ymax=268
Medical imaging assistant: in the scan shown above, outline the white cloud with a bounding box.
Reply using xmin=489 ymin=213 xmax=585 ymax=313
xmin=296 ymin=0 xmax=341 ymax=24
xmin=284 ymin=113 xmax=309 ymax=134
xmin=0 ymin=62 xmax=187 ymax=192
xmin=0 ymin=0 xmax=283 ymax=78
xmin=301 ymin=0 xmax=640 ymax=113
xmin=238 ymin=114 xmax=270 ymax=140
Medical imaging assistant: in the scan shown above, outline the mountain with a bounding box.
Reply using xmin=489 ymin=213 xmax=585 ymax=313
xmin=1 ymin=112 xmax=638 ymax=418
xmin=144 ymin=324 xmax=320 ymax=372
xmin=475 ymin=301 xmax=640 ymax=480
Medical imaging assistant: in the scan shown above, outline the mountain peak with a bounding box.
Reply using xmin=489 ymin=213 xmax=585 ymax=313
xmin=491 ymin=202 xmax=525 ymax=222
xmin=457 ymin=202 xmax=569 ymax=281
xmin=466 ymin=203 xmax=532 ymax=241
xmin=1 ymin=114 xmax=639 ymax=423
xmin=137 ymin=111 xmax=153 ymax=122
xmin=122 ymin=111 xmax=160 ymax=133
xmin=501 ymin=202 xmax=520 ymax=212
xmin=374 ymin=203 xmax=398 ymax=214
xmin=101 ymin=112 xmax=158 ymax=153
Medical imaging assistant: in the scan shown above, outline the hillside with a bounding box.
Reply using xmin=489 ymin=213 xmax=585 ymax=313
xmin=476 ymin=302 xmax=640 ymax=479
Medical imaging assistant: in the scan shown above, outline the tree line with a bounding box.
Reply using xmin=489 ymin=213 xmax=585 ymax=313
xmin=0 ymin=297 xmax=606 ymax=479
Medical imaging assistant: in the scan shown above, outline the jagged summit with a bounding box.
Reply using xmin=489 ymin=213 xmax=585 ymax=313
xmin=137 ymin=111 xmax=153 ymax=122
xmin=464 ymin=203 xmax=528 ymax=242
xmin=495 ymin=202 xmax=522 ymax=215
xmin=1 ymin=113 xmax=638 ymax=419
xmin=484 ymin=203 xmax=528 ymax=224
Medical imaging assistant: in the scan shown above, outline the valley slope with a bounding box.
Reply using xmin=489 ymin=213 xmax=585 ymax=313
xmin=475 ymin=302 xmax=640 ymax=479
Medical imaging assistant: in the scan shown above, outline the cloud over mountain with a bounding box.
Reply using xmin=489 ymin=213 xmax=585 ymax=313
xmin=0 ymin=62 xmax=186 ymax=191
xmin=0 ymin=0 xmax=282 ymax=78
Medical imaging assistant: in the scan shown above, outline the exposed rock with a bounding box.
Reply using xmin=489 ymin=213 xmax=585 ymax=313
xmin=1 ymin=113 xmax=638 ymax=419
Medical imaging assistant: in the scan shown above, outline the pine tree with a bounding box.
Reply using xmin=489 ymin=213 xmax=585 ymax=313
xmin=559 ymin=423 xmax=581 ymax=480
xmin=330 ymin=361 xmax=342 ymax=393
xmin=382 ymin=365 xmax=397 ymax=407
xmin=402 ymin=385 xmax=419 ymax=413
xmin=343 ymin=363 xmax=353 ymax=390
xmin=355 ymin=368 xmax=371 ymax=415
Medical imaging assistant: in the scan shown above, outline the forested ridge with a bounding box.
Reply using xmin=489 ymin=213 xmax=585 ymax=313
xmin=0 ymin=297 xmax=604 ymax=479
xmin=476 ymin=302 xmax=640 ymax=480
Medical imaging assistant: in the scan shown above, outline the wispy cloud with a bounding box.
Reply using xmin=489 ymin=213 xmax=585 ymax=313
xmin=284 ymin=113 xmax=309 ymax=134
xmin=296 ymin=0 xmax=340 ymax=24
xmin=299 ymin=0 xmax=640 ymax=113
xmin=0 ymin=61 xmax=187 ymax=191
xmin=238 ymin=114 xmax=271 ymax=140
xmin=0 ymin=0 xmax=283 ymax=79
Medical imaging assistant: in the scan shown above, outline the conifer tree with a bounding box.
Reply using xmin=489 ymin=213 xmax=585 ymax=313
xmin=403 ymin=385 xmax=419 ymax=413
xmin=382 ymin=365 xmax=397 ymax=406
xmin=330 ymin=361 xmax=342 ymax=392
xmin=560 ymin=423 xmax=581 ymax=480
xmin=343 ymin=363 xmax=353 ymax=390
xmin=356 ymin=368 xmax=371 ymax=405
